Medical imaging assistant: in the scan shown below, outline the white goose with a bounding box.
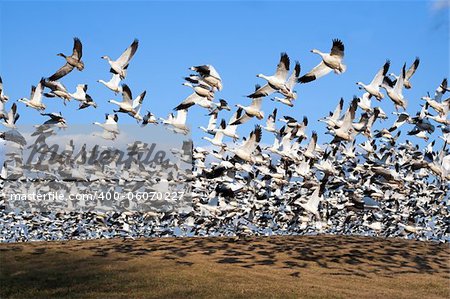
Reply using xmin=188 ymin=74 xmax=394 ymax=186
xmin=356 ymin=60 xmax=390 ymax=100
xmin=390 ymin=57 xmax=419 ymax=89
xmin=299 ymin=39 xmax=346 ymax=83
xmin=228 ymin=126 xmax=261 ymax=162
xmin=0 ymin=103 xmax=19 ymax=129
xmin=160 ymin=109 xmax=189 ymax=134
xmin=248 ymin=52 xmax=290 ymax=98
xmin=299 ymin=183 xmax=325 ymax=220
xmin=189 ymin=64 xmax=223 ymax=91
xmin=93 ymin=113 xmax=119 ymax=135
xmin=42 ymin=80 xmax=71 ymax=104
xmin=262 ymin=108 xmax=277 ymax=133
xmin=108 ymin=84 xmax=146 ymax=121
xmin=202 ymin=119 xmax=226 ymax=147
xmin=101 ymin=39 xmax=139 ymax=79
xmin=381 ymin=64 xmax=407 ymax=111
xmin=97 ymin=73 xmax=122 ymax=94
xmin=0 ymin=98 xmax=6 ymax=120
xmin=199 ymin=110 xmax=218 ymax=135
xmin=272 ymin=61 xmax=301 ymax=106
xmin=232 ymin=91 xmax=264 ymax=125
xmin=0 ymin=76 xmax=9 ymax=103
xmin=18 ymin=78 xmax=46 ymax=111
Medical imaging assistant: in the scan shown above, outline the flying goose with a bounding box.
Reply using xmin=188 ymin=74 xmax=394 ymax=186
xmin=228 ymin=125 xmax=262 ymax=162
xmin=319 ymin=97 xmax=344 ymax=128
xmin=299 ymin=180 xmax=326 ymax=220
xmin=248 ymin=52 xmax=291 ymax=98
xmin=0 ymin=76 xmax=9 ymax=103
xmin=299 ymin=39 xmax=346 ymax=83
xmin=381 ymin=64 xmax=407 ymax=111
xmin=202 ymin=119 xmax=226 ymax=147
xmin=232 ymin=97 xmax=264 ymax=125
xmin=189 ymin=64 xmax=223 ymax=91
xmin=262 ymin=108 xmax=277 ymax=133
xmin=160 ymin=109 xmax=189 ymax=134
xmin=0 ymin=99 xmax=6 ymax=120
xmin=98 ymin=73 xmax=122 ymax=94
xmin=421 ymin=79 xmax=450 ymax=116
xmin=101 ymin=39 xmax=139 ymax=79
xmin=272 ymin=61 xmax=301 ymax=106
xmin=356 ymin=60 xmax=390 ymax=100
xmin=182 ymin=82 xmax=215 ymax=100
xmin=199 ymin=110 xmax=218 ymax=135
xmin=108 ymin=84 xmax=146 ymax=121
xmin=42 ymin=79 xmax=71 ymax=104
xmin=0 ymin=103 xmax=19 ymax=129
xmin=70 ymin=84 xmax=93 ymax=102
xmin=327 ymin=98 xmax=358 ymax=142
xmin=93 ymin=113 xmax=119 ymax=135
xmin=48 ymin=37 xmax=84 ymax=81
xmin=141 ymin=111 xmax=158 ymax=126
xmin=41 ymin=112 xmax=67 ymax=128
xmin=18 ymin=78 xmax=46 ymax=111
xmin=390 ymin=57 xmax=419 ymax=89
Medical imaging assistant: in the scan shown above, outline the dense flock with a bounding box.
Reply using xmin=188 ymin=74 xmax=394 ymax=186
xmin=0 ymin=38 xmax=449 ymax=242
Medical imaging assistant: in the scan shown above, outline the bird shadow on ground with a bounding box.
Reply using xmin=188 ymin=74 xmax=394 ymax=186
xmin=1 ymin=235 xmax=449 ymax=298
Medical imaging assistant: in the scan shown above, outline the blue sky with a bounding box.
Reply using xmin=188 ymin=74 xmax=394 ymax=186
xmin=0 ymin=0 xmax=448 ymax=147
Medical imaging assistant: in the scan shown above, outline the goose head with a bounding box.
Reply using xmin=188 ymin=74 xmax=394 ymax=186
xmin=310 ymin=49 xmax=322 ymax=55
xmin=356 ymin=82 xmax=364 ymax=89
xmin=101 ymin=55 xmax=111 ymax=61
xmin=57 ymin=53 xmax=66 ymax=58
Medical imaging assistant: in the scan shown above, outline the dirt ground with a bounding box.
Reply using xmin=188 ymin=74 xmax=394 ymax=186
xmin=0 ymin=235 xmax=449 ymax=298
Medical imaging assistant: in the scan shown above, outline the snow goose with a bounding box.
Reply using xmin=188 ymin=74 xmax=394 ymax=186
xmin=303 ymin=131 xmax=318 ymax=159
xmin=160 ymin=109 xmax=189 ymax=134
xmin=299 ymin=181 xmax=326 ymax=220
xmin=381 ymin=64 xmax=407 ymax=111
xmin=42 ymin=79 xmax=71 ymax=104
xmin=231 ymin=86 xmax=264 ymax=125
xmin=98 ymin=73 xmax=122 ymax=94
xmin=272 ymin=61 xmax=301 ymax=106
xmin=109 ymin=84 xmax=145 ymax=121
xmin=48 ymin=37 xmax=84 ymax=81
xmin=0 ymin=76 xmax=9 ymax=103
xmin=299 ymin=39 xmax=346 ymax=83
xmin=70 ymin=84 xmax=97 ymax=109
xmin=189 ymin=64 xmax=223 ymax=91
xmin=93 ymin=113 xmax=119 ymax=135
xmin=141 ymin=111 xmax=158 ymax=126
xmin=199 ymin=110 xmax=218 ymax=135
xmin=319 ymin=98 xmax=344 ymax=128
xmin=356 ymin=60 xmax=390 ymax=100
xmin=174 ymin=90 xmax=213 ymax=110
xmin=228 ymin=125 xmax=261 ymax=162
xmin=390 ymin=57 xmax=419 ymax=89
xmin=182 ymin=82 xmax=215 ymax=101
xmin=421 ymin=79 xmax=449 ymax=116
xmin=248 ymin=52 xmax=290 ymax=98
xmin=327 ymin=98 xmax=358 ymax=142
xmin=0 ymin=103 xmax=19 ymax=129
xmin=262 ymin=108 xmax=277 ymax=133
xmin=0 ymin=98 xmax=6 ymax=120
xmin=18 ymin=78 xmax=46 ymax=111
xmin=202 ymin=119 xmax=226 ymax=147
xmin=232 ymin=98 xmax=264 ymax=125
xmin=101 ymin=39 xmax=139 ymax=79
xmin=221 ymin=109 xmax=240 ymax=140
xmin=41 ymin=112 xmax=67 ymax=128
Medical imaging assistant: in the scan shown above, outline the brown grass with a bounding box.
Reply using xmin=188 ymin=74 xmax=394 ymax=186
xmin=0 ymin=235 xmax=449 ymax=299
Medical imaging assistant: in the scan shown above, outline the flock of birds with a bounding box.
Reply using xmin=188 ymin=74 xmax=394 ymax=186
xmin=0 ymin=37 xmax=449 ymax=242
